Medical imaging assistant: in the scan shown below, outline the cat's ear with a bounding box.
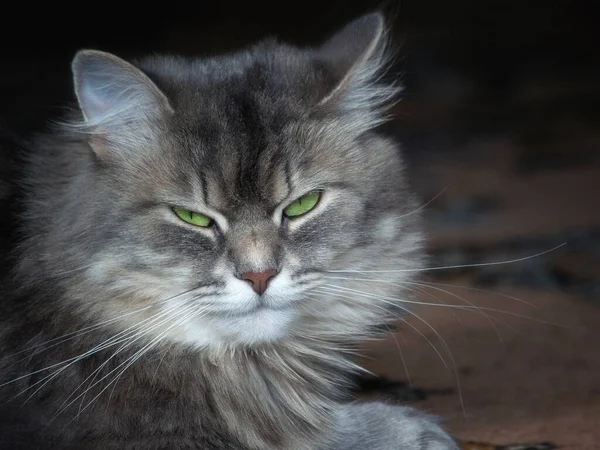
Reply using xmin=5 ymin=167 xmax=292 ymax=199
xmin=314 ymin=12 xmax=398 ymax=119
xmin=71 ymin=50 xmax=173 ymax=156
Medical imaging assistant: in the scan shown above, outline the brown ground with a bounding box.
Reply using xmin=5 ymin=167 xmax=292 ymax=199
xmin=361 ymin=286 xmax=600 ymax=449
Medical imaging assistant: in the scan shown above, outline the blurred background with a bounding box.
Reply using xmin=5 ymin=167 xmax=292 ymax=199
xmin=1 ymin=1 xmax=598 ymax=448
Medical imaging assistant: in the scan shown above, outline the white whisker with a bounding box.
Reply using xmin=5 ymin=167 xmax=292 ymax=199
xmin=327 ymin=243 xmax=566 ymax=273
xmin=403 ymin=281 xmax=505 ymax=345
xmin=313 ymin=287 xmax=450 ymax=369
xmin=13 ymin=298 xmax=190 ymax=403
xmin=1 ymin=286 xmax=206 ymax=363
xmin=51 ymin=305 xmax=198 ymax=421
xmin=395 ymin=185 xmax=450 ymax=220
xmin=8 ymin=293 xmax=199 ymax=403
xmin=52 ymin=301 xmax=200 ymax=417
xmin=386 ymin=325 xmax=412 ymax=388
xmin=318 ymin=282 xmax=568 ymax=326
xmin=314 ymin=285 xmax=467 ymax=417
xmin=103 ymin=304 xmax=207 ymax=414
xmin=74 ymin=301 xmax=198 ymax=414
xmin=415 ymin=280 xmax=538 ymax=308
xmin=64 ymin=303 xmax=208 ymax=425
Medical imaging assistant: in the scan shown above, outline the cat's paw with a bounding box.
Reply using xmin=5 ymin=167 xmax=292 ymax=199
xmin=379 ymin=403 xmax=457 ymax=450
xmin=334 ymin=402 xmax=458 ymax=450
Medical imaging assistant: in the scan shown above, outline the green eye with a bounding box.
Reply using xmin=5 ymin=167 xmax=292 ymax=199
xmin=173 ymin=207 xmax=213 ymax=227
xmin=283 ymin=191 xmax=321 ymax=218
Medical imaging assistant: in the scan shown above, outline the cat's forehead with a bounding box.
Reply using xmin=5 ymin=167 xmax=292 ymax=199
xmin=141 ymin=50 xmax=348 ymax=211
xmin=170 ymin=88 xmax=301 ymax=211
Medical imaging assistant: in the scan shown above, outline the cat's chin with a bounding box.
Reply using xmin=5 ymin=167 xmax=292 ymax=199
xmin=177 ymin=306 xmax=298 ymax=348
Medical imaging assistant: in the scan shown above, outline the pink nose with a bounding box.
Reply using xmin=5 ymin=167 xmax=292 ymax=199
xmin=241 ymin=269 xmax=278 ymax=295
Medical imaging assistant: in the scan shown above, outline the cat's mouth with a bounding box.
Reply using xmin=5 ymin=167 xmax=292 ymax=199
xmin=209 ymin=303 xmax=294 ymax=319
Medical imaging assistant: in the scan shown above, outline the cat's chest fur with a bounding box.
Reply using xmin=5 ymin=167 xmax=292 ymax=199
xmin=1 ymin=335 xmax=346 ymax=450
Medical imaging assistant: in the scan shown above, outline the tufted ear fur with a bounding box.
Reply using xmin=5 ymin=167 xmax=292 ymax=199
xmin=314 ymin=12 xmax=399 ymax=121
xmin=71 ymin=50 xmax=173 ymax=158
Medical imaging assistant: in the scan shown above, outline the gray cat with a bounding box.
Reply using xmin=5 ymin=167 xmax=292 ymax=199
xmin=0 ymin=12 xmax=457 ymax=450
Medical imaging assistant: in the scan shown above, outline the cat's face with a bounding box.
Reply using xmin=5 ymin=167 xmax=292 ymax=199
xmin=42 ymin=14 xmax=423 ymax=348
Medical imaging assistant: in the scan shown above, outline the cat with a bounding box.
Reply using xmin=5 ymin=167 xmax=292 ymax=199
xmin=0 ymin=12 xmax=458 ymax=450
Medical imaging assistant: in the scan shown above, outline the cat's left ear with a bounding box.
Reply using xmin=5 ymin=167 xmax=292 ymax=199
xmin=314 ymin=12 xmax=398 ymax=120
xmin=71 ymin=50 xmax=173 ymax=157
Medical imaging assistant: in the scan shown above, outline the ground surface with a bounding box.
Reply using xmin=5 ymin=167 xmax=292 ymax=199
xmin=361 ymin=287 xmax=599 ymax=449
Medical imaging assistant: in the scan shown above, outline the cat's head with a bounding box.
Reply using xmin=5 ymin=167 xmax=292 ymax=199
xmin=25 ymin=13 xmax=424 ymax=350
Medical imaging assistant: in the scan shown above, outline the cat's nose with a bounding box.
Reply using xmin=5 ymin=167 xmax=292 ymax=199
xmin=240 ymin=269 xmax=278 ymax=295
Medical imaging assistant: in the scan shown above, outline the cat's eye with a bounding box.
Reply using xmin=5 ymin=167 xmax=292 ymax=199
xmin=173 ymin=207 xmax=213 ymax=227
xmin=283 ymin=191 xmax=321 ymax=218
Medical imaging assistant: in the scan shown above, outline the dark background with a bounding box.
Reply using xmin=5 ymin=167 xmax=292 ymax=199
xmin=2 ymin=0 xmax=597 ymax=151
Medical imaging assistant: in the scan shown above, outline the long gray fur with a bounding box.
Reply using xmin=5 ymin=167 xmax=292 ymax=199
xmin=0 ymin=12 xmax=457 ymax=450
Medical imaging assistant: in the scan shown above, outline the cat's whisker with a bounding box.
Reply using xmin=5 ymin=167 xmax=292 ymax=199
xmin=103 ymin=304 xmax=210 ymax=415
xmin=67 ymin=304 xmax=209 ymax=425
xmin=404 ymin=281 xmax=519 ymax=341
xmin=318 ymin=282 xmax=569 ymax=327
xmin=323 ymin=275 xmax=534 ymax=335
xmin=1 ymin=286 xmax=206 ymax=363
xmin=17 ymin=331 xmax=152 ymax=404
xmin=319 ymin=282 xmax=536 ymax=337
xmin=53 ymin=302 xmax=205 ymax=422
xmin=394 ymin=185 xmax=450 ymax=220
xmin=393 ymin=281 xmax=465 ymax=327
xmin=326 ymin=242 xmax=566 ymax=273
xmin=386 ymin=324 xmax=412 ymax=388
xmin=151 ymin=342 xmax=176 ymax=385
xmin=3 ymin=329 xmax=134 ymax=393
xmin=55 ymin=301 xmax=200 ymax=415
xmin=318 ymin=282 xmax=481 ymax=311
xmin=74 ymin=302 xmax=198 ymax=414
xmin=398 ymin=281 xmax=504 ymax=344
xmin=9 ymin=297 xmax=195 ymax=402
xmin=326 ymin=275 xmax=537 ymax=309
xmin=312 ymin=287 xmax=450 ymax=369
xmin=314 ymin=285 xmax=467 ymax=417
xmin=399 ymin=310 xmax=466 ymax=419
xmin=415 ymin=280 xmax=538 ymax=308
xmin=316 ymin=286 xmax=454 ymax=389
xmin=304 ymin=290 xmax=410 ymax=362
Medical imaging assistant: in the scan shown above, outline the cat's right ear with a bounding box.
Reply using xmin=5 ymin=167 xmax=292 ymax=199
xmin=71 ymin=50 xmax=173 ymax=157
